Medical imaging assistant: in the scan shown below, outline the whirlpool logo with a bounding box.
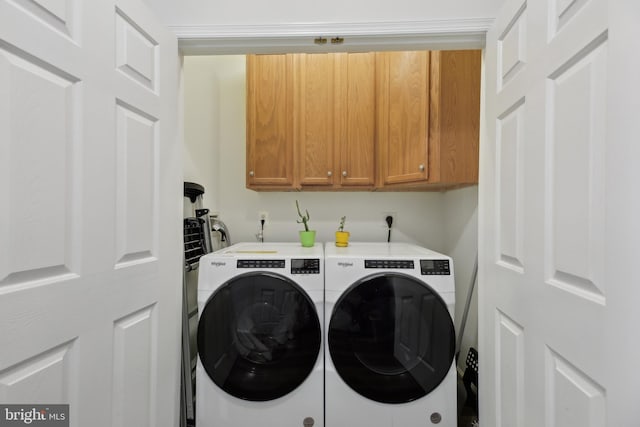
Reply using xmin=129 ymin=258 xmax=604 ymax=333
xmin=337 ymin=261 xmax=354 ymax=268
xmin=0 ymin=405 xmax=68 ymax=426
xmin=210 ymin=261 xmax=227 ymax=267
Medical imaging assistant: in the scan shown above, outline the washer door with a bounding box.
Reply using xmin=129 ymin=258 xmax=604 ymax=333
xmin=198 ymin=272 xmax=321 ymax=401
xmin=328 ymin=273 xmax=455 ymax=404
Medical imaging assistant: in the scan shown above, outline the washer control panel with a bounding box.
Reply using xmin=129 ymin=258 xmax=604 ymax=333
xmin=237 ymin=259 xmax=285 ymax=269
xmin=420 ymin=259 xmax=451 ymax=275
xmin=291 ymin=258 xmax=320 ymax=274
xmin=364 ymin=260 xmax=415 ymax=269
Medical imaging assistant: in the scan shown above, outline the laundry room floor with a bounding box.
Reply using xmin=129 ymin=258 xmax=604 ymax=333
xmin=458 ymin=403 xmax=479 ymax=427
xmin=457 ymin=375 xmax=479 ymax=427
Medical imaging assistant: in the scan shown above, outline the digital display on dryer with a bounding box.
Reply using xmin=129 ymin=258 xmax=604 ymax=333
xmin=420 ymin=259 xmax=451 ymax=275
xmin=291 ymin=258 xmax=320 ymax=274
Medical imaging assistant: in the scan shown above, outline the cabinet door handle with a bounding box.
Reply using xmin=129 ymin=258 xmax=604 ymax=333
xmin=327 ymin=171 xmax=332 ymax=177
xmin=419 ymin=164 xmax=425 ymax=172
xmin=249 ymin=170 xmax=255 ymax=177
xmin=342 ymin=171 xmax=347 ymax=177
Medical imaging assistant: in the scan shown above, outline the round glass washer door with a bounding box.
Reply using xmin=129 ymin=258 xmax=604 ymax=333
xmin=197 ymin=272 xmax=321 ymax=401
xmin=328 ymin=272 xmax=455 ymax=404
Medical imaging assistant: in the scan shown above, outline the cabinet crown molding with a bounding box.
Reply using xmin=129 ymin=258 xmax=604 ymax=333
xmin=173 ymin=18 xmax=492 ymax=55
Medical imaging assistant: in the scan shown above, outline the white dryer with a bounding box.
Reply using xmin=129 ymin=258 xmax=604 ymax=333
xmin=196 ymin=242 xmax=324 ymax=427
xmin=324 ymin=242 xmax=457 ymax=427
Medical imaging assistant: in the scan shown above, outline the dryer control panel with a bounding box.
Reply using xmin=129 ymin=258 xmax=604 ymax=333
xmin=420 ymin=259 xmax=451 ymax=275
xmin=291 ymin=258 xmax=320 ymax=274
xmin=237 ymin=259 xmax=285 ymax=269
xmin=365 ymin=260 xmax=414 ymax=269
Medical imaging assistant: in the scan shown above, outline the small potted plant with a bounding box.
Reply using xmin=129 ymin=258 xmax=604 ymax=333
xmin=335 ymin=216 xmax=350 ymax=247
xmin=296 ymin=200 xmax=316 ymax=247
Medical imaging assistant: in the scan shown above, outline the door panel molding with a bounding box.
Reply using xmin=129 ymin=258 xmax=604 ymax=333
xmin=544 ymin=33 xmax=607 ymax=305
xmin=495 ymin=310 xmax=524 ymax=427
xmin=480 ymin=0 xmax=620 ymax=425
xmin=0 ymin=1 xmax=181 ymax=426
xmin=544 ymin=346 xmax=605 ymax=427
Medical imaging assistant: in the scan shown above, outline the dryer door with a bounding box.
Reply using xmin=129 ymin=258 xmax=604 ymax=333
xmin=328 ymin=273 xmax=455 ymax=403
xmin=198 ymin=272 xmax=321 ymax=401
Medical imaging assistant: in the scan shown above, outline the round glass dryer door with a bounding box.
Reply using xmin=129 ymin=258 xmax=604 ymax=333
xmin=328 ymin=273 xmax=455 ymax=404
xmin=198 ymin=272 xmax=321 ymax=401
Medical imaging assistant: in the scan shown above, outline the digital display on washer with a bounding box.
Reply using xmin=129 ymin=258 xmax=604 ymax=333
xmin=237 ymin=259 xmax=285 ymax=269
xmin=420 ymin=259 xmax=451 ymax=275
xmin=291 ymin=258 xmax=320 ymax=274
xmin=364 ymin=260 xmax=414 ymax=269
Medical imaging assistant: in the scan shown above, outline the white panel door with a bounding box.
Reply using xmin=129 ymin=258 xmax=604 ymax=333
xmin=481 ymin=1 xmax=640 ymax=426
xmin=0 ymin=0 xmax=181 ymax=426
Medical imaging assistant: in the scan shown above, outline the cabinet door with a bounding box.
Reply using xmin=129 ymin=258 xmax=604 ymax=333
xmin=335 ymin=53 xmax=376 ymax=187
xmin=294 ymin=53 xmax=335 ymax=187
xmin=246 ymin=54 xmax=294 ymax=188
xmin=429 ymin=50 xmax=481 ymax=185
xmin=376 ymin=51 xmax=430 ymax=185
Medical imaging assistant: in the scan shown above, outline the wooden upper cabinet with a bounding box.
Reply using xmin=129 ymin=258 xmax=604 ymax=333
xmin=376 ymin=50 xmax=481 ymax=189
xmin=295 ymin=52 xmax=375 ymax=189
xmin=246 ymin=50 xmax=480 ymax=191
xmin=376 ymin=51 xmax=431 ymax=185
xmin=429 ymin=50 xmax=481 ymax=186
xmin=294 ymin=53 xmax=336 ymax=187
xmin=335 ymin=53 xmax=376 ymax=188
xmin=246 ymin=54 xmax=294 ymax=189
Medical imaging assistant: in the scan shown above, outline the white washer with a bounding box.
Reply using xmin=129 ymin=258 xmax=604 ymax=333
xmin=324 ymin=242 xmax=457 ymax=427
xmin=197 ymin=242 xmax=324 ymax=427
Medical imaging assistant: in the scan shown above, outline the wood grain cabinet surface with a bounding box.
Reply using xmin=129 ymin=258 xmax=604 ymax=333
xmin=246 ymin=54 xmax=294 ymax=189
xmin=295 ymin=52 xmax=375 ymax=190
xmin=246 ymin=50 xmax=480 ymax=191
xmin=376 ymin=50 xmax=431 ymax=186
xmin=376 ymin=50 xmax=481 ymax=190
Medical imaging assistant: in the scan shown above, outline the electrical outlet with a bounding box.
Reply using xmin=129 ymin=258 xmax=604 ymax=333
xmin=382 ymin=212 xmax=396 ymax=228
xmin=259 ymin=211 xmax=269 ymax=223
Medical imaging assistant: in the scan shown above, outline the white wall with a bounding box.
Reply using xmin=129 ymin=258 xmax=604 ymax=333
xmin=442 ymin=187 xmax=479 ymax=370
xmin=146 ymin=0 xmax=503 ymax=28
xmin=184 ymin=55 xmax=478 ymax=370
xmin=183 ymin=57 xmax=223 ymax=212
xmin=184 ymin=55 xmax=446 ymax=248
